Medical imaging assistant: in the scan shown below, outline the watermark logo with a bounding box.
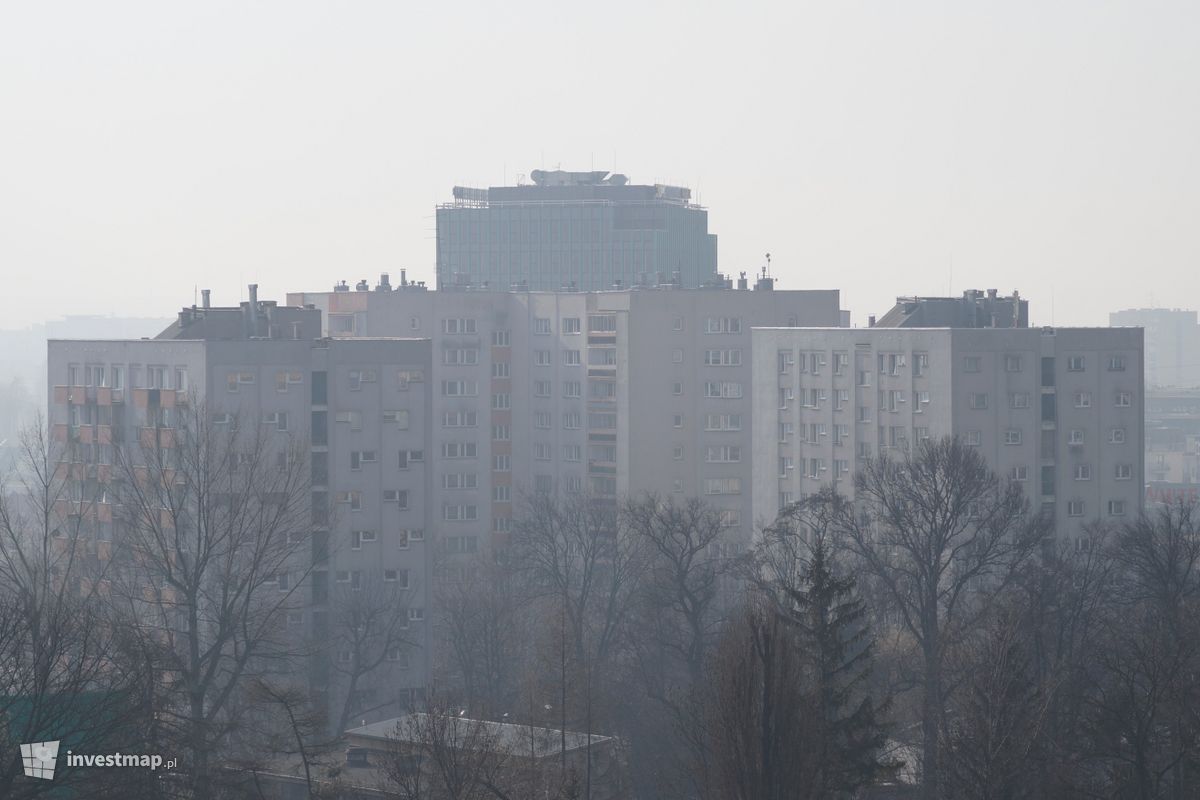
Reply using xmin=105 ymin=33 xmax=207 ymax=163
xmin=20 ymin=741 xmax=60 ymax=780
xmin=19 ymin=740 xmax=175 ymax=780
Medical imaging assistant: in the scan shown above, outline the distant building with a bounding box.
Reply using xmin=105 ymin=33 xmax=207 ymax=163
xmin=753 ymin=325 xmax=1144 ymax=545
xmin=1145 ymin=387 xmax=1200 ymax=485
xmin=288 ymin=277 xmax=843 ymax=550
xmin=435 ymin=169 xmax=718 ymax=292
xmin=47 ymin=288 xmax=435 ymax=729
xmin=873 ymin=289 xmax=1029 ymax=329
xmin=1109 ymin=308 xmax=1200 ymax=388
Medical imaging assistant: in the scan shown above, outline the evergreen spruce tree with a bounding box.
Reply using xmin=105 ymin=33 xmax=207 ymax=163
xmin=784 ymin=534 xmax=898 ymax=797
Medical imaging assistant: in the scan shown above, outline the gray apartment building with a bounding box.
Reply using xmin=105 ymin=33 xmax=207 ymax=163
xmin=288 ymin=277 xmax=843 ymax=549
xmin=47 ymin=291 xmax=435 ymax=728
xmin=1109 ymin=307 xmax=1200 ymax=388
xmin=435 ymin=169 xmax=718 ymax=292
xmin=753 ymin=323 xmax=1145 ymax=546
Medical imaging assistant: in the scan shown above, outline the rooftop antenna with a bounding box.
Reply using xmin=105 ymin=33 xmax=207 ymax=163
xmin=765 ymin=252 xmax=771 ymax=276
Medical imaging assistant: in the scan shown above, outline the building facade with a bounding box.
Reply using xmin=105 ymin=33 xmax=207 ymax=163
xmin=288 ymin=279 xmax=844 ymax=549
xmin=47 ymin=293 xmax=435 ymax=728
xmin=753 ymin=326 xmax=1145 ymax=545
xmin=435 ymin=169 xmax=718 ymax=292
xmin=1110 ymin=308 xmax=1200 ymax=388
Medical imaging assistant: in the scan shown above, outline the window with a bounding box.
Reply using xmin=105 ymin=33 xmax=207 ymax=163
xmin=441 ymin=410 xmax=475 ymax=428
xmin=781 ymin=456 xmax=795 ymax=477
xmin=493 ymin=454 xmax=511 ymax=471
xmin=443 ymin=348 xmax=479 ymax=366
xmin=966 ymin=431 xmax=982 ymax=446
xmin=705 ymin=445 xmax=742 ymax=463
xmin=777 ymin=350 xmax=794 ymax=373
xmin=534 ymin=475 xmax=553 ymax=494
xmin=441 ymin=442 xmax=477 ymax=459
xmin=835 ymin=459 xmax=850 ymax=475
xmin=1108 ymin=355 xmax=1126 ymax=372
xmin=1068 ymin=500 xmax=1084 ymax=517
xmin=534 ymin=318 xmax=552 ymax=335
xmin=336 ymin=491 xmax=362 ymax=512
xmin=492 ymin=393 xmax=511 ymax=409
xmin=1074 ymin=392 xmax=1092 ymax=408
xmin=335 ymin=410 xmax=363 ymax=430
xmin=383 ymin=490 xmax=408 ymax=507
xmin=671 ymin=381 xmax=683 ymax=396
xmin=534 ymin=442 xmax=552 ymax=460
xmin=563 ymin=444 xmax=582 ymax=462
xmin=969 ymin=393 xmax=989 ymax=410
xmin=492 ymin=330 xmax=510 ymax=346
xmin=1115 ymin=392 xmax=1132 ymax=408
xmin=534 ymin=381 xmax=551 ymax=398
xmin=671 ymin=349 xmax=684 ymax=364
xmin=833 ymin=352 xmax=850 ymax=376
xmin=264 ymin=411 xmax=289 ymax=431
xmin=914 ymin=352 xmax=929 ymax=377
xmin=1010 ymin=392 xmax=1030 ymax=409
xmin=441 ymin=380 xmax=478 ymax=397
xmin=493 ymin=485 xmax=511 ymax=502
xmin=227 ymin=371 xmax=255 ymax=391
xmin=348 ymin=369 xmax=378 ymax=390
xmin=442 ymin=318 xmax=477 ymax=334
xmin=385 ymin=409 xmax=411 ymax=428
xmin=704 ymin=414 xmax=742 ymax=431
xmin=1108 ymin=500 xmax=1126 ymax=516
xmin=1068 ymin=429 xmax=1085 ymax=446
xmin=407 ymin=608 xmax=425 ymax=622
xmin=1004 ymin=429 xmax=1023 ymax=445
xmin=491 ymin=361 xmax=510 ymax=378
xmin=588 ymin=348 xmax=617 ymax=366
xmin=672 ymin=316 xmax=684 ymax=331
xmin=396 ymin=369 xmax=424 ymax=388
xmin=410 ymin=316 xmax=420 ymax=330
xmin=915 ymin=426 xmax=930 ymax=441
xmin=351 ymin=530 xmax=377 ymax=550
xmin=443 ymin=504 xmax=478 ymax=521
xmin=442 ymin=473 xmax=478 ymax=490
xmin=492 ymin=424 xmax=510 ymax=440
xmin=111 ymin=366 xmax=123 ymax=390
xmin=534 ymin=411 xmax=552 ymax=429
xmin=276 ymin=371 xmax=303 ymax=392
xmin=1067 ymin=355 xmax=1085 ymax=372
xmin=349 ymin=451 xmax=376 ymax=470
xmin=563 ymin=381 xmax=582 ymax=398
xmin=672 ymin=414 xmax=684 ymax=428
xmin=1009 ymin=466 xmax=1029 ymax=481
xmin=1115 ymin=464 xmax=1132 ymax=480
xmin=1004 ymin=354 xmax=1023 ymax=372
xmin=563 ymin=349 xmax=581 ymax=366
xmin=705 ymin=381 xmax=743 ymax=399
xmin=1109 ymin=427 xmax=1127 ymax=444
xmin=703 ymin=349 xmax=742 ymax=366
xmin=1074 ymin=464 xmax=1092 ymax=481
xmin=672 ymin=446 xmax=684 ymax=461
xmin=704 ymin=316 xmax=742 ymax=334
xmin=535 ymin=350 xmax=551 ymax=367
xmin=588 ymin=314 xmax=617 ymax=333
xmin=964 ymin=356 xmax=981 ymax=373
xmin=704 ymin=478 xmax=742 ymax=495
xmin=563 ymin=317 xmax=581 ymax=334
xmin=836 ymin=389 xmax=851 ymax=411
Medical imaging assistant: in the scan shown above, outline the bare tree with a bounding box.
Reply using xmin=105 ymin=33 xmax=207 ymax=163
xmin=0 ymin=421 xmax=156 ymax=799
xmin=623 ymin=494 xmax=729 ymax=686
xmin=110 ymin=401 xmax=313 ymax=799
xmin=434 ymin=554 xmax=526 ymax=719
xmin=1088 ymin=501 xmax=1200 ymax=799
xmin=841 ymin=436 xmax=1044 ymax=800
xmin=330 ymin=573 xmax=421 ymax=734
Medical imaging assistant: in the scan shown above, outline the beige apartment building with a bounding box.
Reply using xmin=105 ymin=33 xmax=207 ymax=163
xmin=289 ymin=275 xmax=844 ymax=549
xmin=752 ymin=325 xmax=1145 ymax=545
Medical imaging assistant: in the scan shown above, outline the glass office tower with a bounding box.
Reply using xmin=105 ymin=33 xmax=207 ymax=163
xmin=435 ymin=170 xmax=718 ymax=292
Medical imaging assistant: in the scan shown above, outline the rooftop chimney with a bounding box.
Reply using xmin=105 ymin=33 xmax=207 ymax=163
xmin=201 ymin=289 xmax=211 ymax=309
xmin=376 ymin=273 xmax=391 ymax=291
xmin=868 ymin=315 xmax=876 ymax=327
xmin=247 ymin=284 xmax=260 ymax=337
xmin=400 ymin=269 xmax=408 ymax=287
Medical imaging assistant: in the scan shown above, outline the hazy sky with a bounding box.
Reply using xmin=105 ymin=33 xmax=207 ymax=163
xmin=2 ymin=1 xmax=1197 ymax=329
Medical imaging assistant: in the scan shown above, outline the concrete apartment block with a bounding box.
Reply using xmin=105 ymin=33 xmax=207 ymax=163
xmin=288 ymin=278 xmax=843 ymax=549
xmin=753 ymin=325 xmax=1144 ymax=546
xmin=47 ymin=292 xmax=435 ymax=727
